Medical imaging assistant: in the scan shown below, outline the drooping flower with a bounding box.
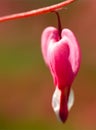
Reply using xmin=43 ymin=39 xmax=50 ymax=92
xmin=41 ymin=15 xmax=81 ymax=123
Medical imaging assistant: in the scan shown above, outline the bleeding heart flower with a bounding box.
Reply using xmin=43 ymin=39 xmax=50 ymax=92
xmin=41 ymin=13 xmax=81 ymax=123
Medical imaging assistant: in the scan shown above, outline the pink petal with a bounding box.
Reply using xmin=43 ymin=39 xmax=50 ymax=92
xmin=62 ymin=28 xmax=81 ymax=75
xmin=41 ymin=27 xmax=59 ymax=65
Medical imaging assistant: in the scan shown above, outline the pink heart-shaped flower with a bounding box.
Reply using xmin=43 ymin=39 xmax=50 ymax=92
xmin=41 ymin=26 xmax=81 ymax=122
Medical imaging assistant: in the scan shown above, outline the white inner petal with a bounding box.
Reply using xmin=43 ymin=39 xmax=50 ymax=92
xmin=52 ymin=87 xmax=61 ymax=121
xmin=52 ymin=87 xmax=74 ymax=122
xmin=67 ymin=88 xmax=74 ymax=111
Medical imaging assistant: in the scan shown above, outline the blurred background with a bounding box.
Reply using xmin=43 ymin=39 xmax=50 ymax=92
xmin=0 ymin=0 xmax=96 ymax=129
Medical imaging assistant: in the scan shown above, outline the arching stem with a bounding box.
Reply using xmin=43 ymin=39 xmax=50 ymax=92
xmin=0 ymin=0 xmax=75 ymax=23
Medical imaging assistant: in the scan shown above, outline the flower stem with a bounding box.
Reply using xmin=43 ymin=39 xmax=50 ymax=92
xmin=54 ymin=11 xmax=62 ymax=39
xmin=0 ymin=0 xmax=75 ymax=23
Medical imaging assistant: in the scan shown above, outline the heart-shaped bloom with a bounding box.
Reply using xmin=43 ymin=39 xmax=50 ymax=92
xmin=41 ymin=26 xmax=81 ymax=122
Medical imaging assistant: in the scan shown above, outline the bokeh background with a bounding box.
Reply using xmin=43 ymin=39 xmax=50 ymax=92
xmin=0 ymin=0 xmax=96 ymax=130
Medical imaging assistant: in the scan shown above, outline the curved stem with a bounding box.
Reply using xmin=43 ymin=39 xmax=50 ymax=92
xmin=54 ymin=11 xmax=62 ymax=39
xmin=0 ymin=0 xmax=75 ymax=23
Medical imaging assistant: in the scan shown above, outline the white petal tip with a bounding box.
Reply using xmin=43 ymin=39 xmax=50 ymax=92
xmin=52 ymin=87 xmax=62 ymax=121
xmin=52 ymin=87 xmax=74 ymax=122
xmin=68 ymin=88 xmax=74 ymax=111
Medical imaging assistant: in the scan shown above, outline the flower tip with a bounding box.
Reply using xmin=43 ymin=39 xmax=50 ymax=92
xmin=52 ymin=87 xmax=74 ymax=123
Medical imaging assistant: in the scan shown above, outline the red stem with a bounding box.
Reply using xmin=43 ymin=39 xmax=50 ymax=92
xmin=0 ymin=0 xmax=75 ymax=23
xmin=54 ymin=12 xmax=62 ymax=39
